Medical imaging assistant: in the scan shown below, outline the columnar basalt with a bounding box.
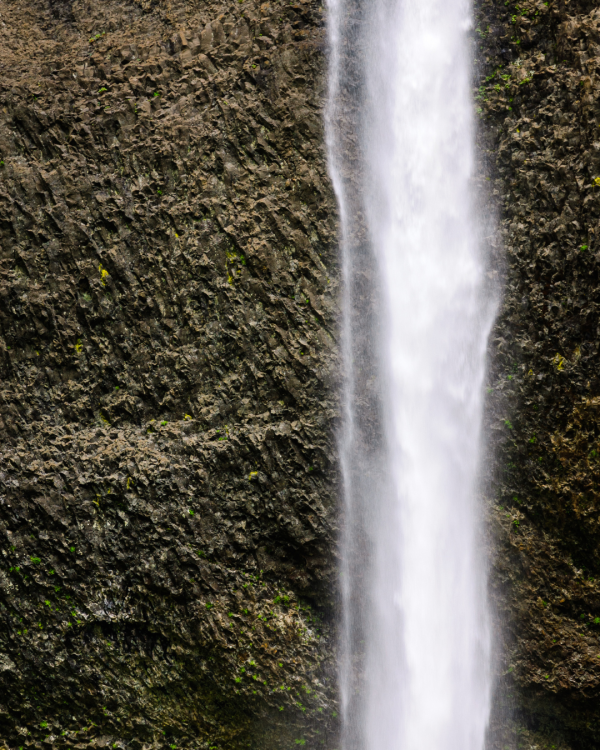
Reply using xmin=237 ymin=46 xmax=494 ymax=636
xmin=476 ymin=1 xmax=600 ymax=748
xmin=0 ymin=1 xmax=339 ymax=747
xmin=2 ymin=0 xmax=600 ymax=749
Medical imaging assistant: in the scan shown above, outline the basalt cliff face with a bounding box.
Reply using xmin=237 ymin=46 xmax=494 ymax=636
xmin=1 ymin=0 xmax=600 ymax=749
xmin=478 ymin=0 xmax=600 ymax=748
xmin=0 ymin=1 xmax=339 ymax=748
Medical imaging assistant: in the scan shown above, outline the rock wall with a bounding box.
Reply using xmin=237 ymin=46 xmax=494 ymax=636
xmin=0 ymin=1 xmax=340 ymax=748
xmin=476 ymin=0 xmax=600 ymax=747
xmin=2 ymin=0 xmax=600 ymax=748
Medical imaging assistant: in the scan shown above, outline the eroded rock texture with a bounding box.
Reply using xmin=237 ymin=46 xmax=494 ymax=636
xmin=0 ymin=0 xmax=339 ymax=747
xmin=4 ymin=0 xmax=600 ymax=748
xmin=476 ymin=0 xmax=600 ymax=747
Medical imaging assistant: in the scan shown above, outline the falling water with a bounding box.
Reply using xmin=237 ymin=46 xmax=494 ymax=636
xmin=326 ymin=1 xmax=495 ymax=749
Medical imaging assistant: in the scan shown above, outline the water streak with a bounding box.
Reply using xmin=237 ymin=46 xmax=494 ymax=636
xmin=325 ymin=1 xmax=495 ymax=749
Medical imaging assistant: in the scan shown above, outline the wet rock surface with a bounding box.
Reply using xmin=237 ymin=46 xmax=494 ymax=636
xmin=0 ymin=0 xmax=339 ymax=747
xmin=476 ymin=0 xmax=600 ymax=747
xmin=3 ymin=0 xmax=600 ymax=747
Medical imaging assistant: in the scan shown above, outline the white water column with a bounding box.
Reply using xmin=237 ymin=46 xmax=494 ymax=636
xmin=326 ymin=1 xmax=495 ymax=750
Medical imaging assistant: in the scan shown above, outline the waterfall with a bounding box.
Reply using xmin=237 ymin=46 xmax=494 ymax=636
xmin=325 ymin=1 xmax=495 ymax=749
